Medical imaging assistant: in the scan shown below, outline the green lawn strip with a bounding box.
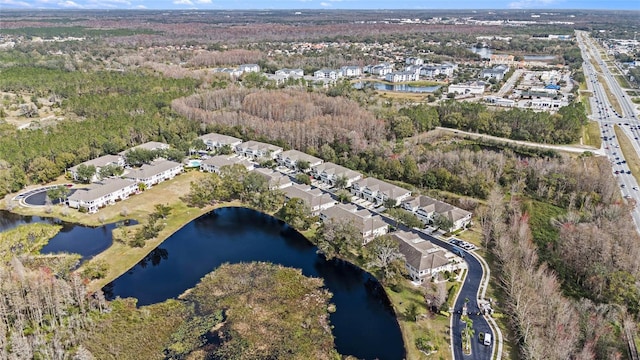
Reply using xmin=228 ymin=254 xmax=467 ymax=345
xmin=385 ymin=281 xmax=452 ymax=359
xmin=614 ymin=125 xmax=640 ymax=184
xmin=581 ymin=120 xmax=602 ymax=148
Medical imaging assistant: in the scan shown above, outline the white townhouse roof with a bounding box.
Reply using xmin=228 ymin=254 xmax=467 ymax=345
xmin=125 ymin=159 xmax=182 ymax=180
xmin=353 ymin=177 xmax=411 ymax=200
xmin=68 ymin=178 xmax=136 ymax=202
xmin=69 ymin=154 xmax=123 ymax=172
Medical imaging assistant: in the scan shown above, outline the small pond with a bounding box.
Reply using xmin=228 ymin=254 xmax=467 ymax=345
xmin=103 ymin=207 xmax=405 ymax=360
xmin=0 ymin=210 xmax=130 ymax=261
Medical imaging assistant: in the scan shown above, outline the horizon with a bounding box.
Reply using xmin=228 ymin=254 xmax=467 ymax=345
xmin=0 ymin=0 xmax=638 ymax=11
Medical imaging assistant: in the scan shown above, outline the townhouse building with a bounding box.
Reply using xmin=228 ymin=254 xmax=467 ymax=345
xmin=402 ymin=195 xmax=472 ymax=232
xmin=319 ymin=204 xmax=388 ymax=244
xmin=200 ymin=155 xmax=254 ymax=174
xmin=351 ymin=177 xmax=412 ymax=207
xmin=67 ymin=154 xmax=125 ymax=183
xmin=282 ymin=184 xmax=336 ymax=215
xmin=276 ymin=150 xmax=323 ymax=172
xmin=234 ymin=141 xmax=283 ymax=161
xmin=310 ymin=162 xmax=362 ymax=188
xmin=124 ymin=159 xmax=183 ymax=189
xmin=198 ymin=133 xmax=243 ymax=151
xmin=391 ymin=231 xmax=460 ymax=284
xmin=67 ymin=178 xmax=138 ymax=213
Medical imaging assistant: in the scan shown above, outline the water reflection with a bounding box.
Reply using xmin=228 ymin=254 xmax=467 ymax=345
xmin=104 ymin=207 xmax=405 ymax=360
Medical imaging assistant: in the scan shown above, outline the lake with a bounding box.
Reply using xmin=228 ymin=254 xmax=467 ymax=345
xmin=103 ymin=207 xmax=405 ymax=360
xmin=354 ymin=81 xmax=440 ymax=93
xmin=0 ymin=210 xmax=121 ymax=260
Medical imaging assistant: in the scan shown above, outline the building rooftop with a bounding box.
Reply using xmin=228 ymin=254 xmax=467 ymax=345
xmin=68 ymin=178 xmax=136 ymax=202
xmin=198 ymin=133 xmax=242 ymax=145
xmin=69 ymin=154 xmax=122 ymax=172
xmin=125 ymin=159 xmax=182 ymax=180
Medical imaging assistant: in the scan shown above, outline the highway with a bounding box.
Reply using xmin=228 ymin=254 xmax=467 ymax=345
xmin=576 ymin=31 xmax=640 ymax=229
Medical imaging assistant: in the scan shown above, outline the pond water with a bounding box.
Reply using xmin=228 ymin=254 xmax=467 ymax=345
xmin=0 ymin=210 xmax=129 ymax=261
xmin=524 ymin=55 xmax=557 ymax=61
xmin=103 ymin=207 xmax=405 ymax=360
xmin=353 ymin=81 xmax=440 ymax=93
xmin=469 ymin=47 xmax=493 ymax=59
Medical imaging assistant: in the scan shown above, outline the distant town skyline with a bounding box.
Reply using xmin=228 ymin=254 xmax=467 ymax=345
xmin=0 ymin=0 xmax=638 ymax=10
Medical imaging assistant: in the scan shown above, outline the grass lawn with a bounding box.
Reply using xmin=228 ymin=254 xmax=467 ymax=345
xmin=615 ymin=75 xmax=631 ymax=88
xmin=385 ymin=280 xmax=453 ymax=360
xmin=579 ymin=91 xmax=592 ymax=117
xmin=614 ymin=125 xmax=640 ymax=184
xmin=377 ymin=90 xmax=431 ymax=102
xmin=581 ymin=120 xmax=602 ymax=148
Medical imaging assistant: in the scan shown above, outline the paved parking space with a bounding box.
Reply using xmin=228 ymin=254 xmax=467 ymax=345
xmin=448 ymin=237 xmax=478 ymax=252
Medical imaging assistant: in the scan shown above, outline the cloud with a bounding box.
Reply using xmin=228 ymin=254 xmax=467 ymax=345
xmin=320 ymin=1 xmax=331 ymax=6
xmin=195 ymin=0 xmax=212 ymax=3
xmin=508 ymin=0 xmax=558 ymax=9
xmin=135 ymin=4 xmax=146 ymax=8
xmin=173 ymin=0 xmax=193 ymax=4
xmin=0 ymin=0 xmax=33 ymax=7
xmin=58 ymin=0 xmax=84 ymax=8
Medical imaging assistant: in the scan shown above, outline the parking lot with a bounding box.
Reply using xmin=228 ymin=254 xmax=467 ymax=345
xmin=449 ymin=238 xmax=478 ymax=252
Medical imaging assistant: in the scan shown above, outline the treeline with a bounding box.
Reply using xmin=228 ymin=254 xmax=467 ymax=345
xmin=186 ymin=49 xmax=264 ymax=67
xmin=0 ymin=258 xmax=108 ymax=359
xmin=172 ymin=87 xmax=386 ymax=153
xmin=481 ymin=190 xmax=629 ymax=359
xmin=0 ymin=66 xmax=201 ymax=197
xmin=395 ymin=100 xmax=588 ymax=144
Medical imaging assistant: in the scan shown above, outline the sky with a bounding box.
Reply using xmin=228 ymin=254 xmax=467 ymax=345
xmin=0 ymin=0 xmax=638 ymax=10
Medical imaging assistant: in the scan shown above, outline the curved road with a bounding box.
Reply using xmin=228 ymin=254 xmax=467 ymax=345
xmin=375 ymin=212 xmax=494 ymax=360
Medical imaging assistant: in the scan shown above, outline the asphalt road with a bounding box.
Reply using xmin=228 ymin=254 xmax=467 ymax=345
xmin=377 ymin=213 xmax=493 ymax=360
xmin=577 ymin=31 xmax=640 ymax=229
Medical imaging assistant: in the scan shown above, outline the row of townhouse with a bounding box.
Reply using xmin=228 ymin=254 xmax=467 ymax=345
xmin=197 ymin=135 xmax=325 ymax=173
xmin=350 ymin=177 xmax=412 ymax=207
xmin=402 ymin=195 xmax=472 ymax=232
xmin=364 ymin=62 xmax=395 ymax=76
xmin=195 ymin=133 xmax=471 ymax=234
xmin=319 ymin=203 xmax=388 ymax=244
xmin=209 ymin=64 xmax=261 ymax=78
xmin=200 ymin=154 xmax=254 ymax=174
xmin=198 ymin=133 xmax=243 ymax=151
xmin=385 ymin=70 xmax=419 ymax=83
xmin=67 ymin=159 xmax=183 ymax=213
xmin=313 ymin=66 xmax=363 ymax=80
xmin=391 ymin=230 xmax=464 ymax=284
xmin=68 ymin=141 xmax=170 ymax=183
